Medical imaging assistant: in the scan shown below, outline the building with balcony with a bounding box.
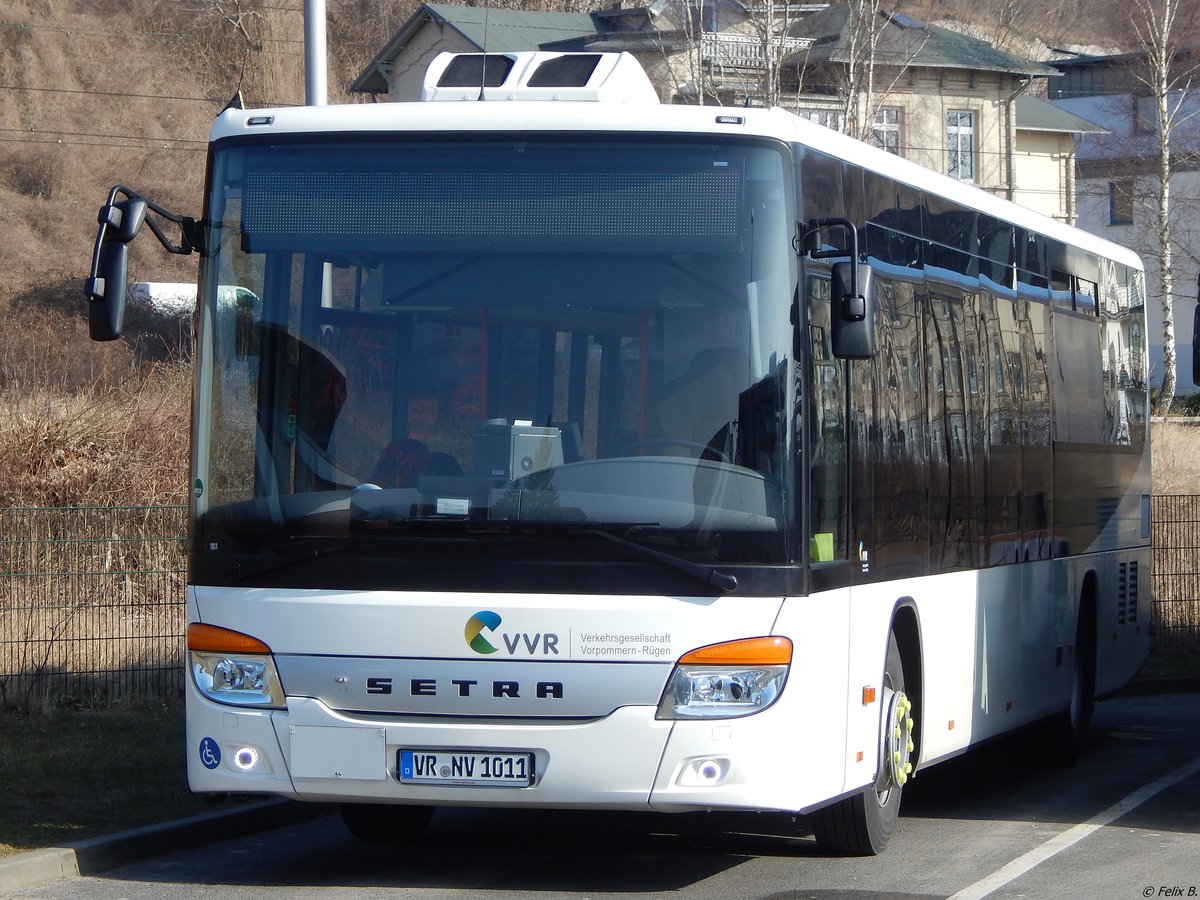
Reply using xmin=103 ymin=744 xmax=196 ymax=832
xmin=1049 ymin=51 xmax=1200 ymax=395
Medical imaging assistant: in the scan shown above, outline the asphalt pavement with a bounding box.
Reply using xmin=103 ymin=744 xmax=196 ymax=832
xmin=1 ymin=675 xmax=1194 ymax=896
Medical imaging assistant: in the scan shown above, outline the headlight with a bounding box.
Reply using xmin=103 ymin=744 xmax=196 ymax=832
xmin=656 ymin=636 xmax=791 ymax=720
xmin=188 ymin=623 xmax=285 ymax=708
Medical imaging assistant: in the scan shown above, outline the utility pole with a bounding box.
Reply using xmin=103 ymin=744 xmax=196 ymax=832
xmin=304 ymin=0 xmax=328 ymax=106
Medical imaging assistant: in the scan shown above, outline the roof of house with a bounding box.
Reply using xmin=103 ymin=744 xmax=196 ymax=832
xmin=351 ymin=2 xmax=1060 ymax=96
xmin=1016 ymin=95 xmax=1108 ymax=134
xmin=351 ymin=3 xmax=599 ymax=94
xmin=792 ymin=6 xmax=1056 ymax=77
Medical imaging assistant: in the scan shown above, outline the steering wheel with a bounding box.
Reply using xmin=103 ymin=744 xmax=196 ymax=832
xmin=620 ymin=438 xmax=730 ymax=464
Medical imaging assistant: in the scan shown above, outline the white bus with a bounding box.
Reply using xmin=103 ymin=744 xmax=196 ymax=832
xmin=86 ymin=51 xmax=1151 ymax=855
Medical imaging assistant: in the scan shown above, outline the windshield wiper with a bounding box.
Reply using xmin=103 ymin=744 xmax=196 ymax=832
xmin=585 ymin=529 xmax=738 ymax=594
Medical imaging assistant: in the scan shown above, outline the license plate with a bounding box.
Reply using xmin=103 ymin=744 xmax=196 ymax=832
xmin=398 ymin=750 xmax=534 ymax=787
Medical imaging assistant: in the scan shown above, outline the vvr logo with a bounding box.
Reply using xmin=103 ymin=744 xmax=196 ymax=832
xmin=465 ymin=610 xmax=502 ymax=654
xmin=464 ymin=610 xmax=560 ymax=656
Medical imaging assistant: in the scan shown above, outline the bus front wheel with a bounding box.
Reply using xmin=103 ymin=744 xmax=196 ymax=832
xmin=340 ymin=803 xmax=434 ymax=841
xmin=810 ymin=633 xmax=913 ymax=856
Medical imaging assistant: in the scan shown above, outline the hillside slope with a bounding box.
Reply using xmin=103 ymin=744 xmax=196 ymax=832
xmin=0 ymin=0 xmax=410 ymax=504
xmin=0 ymin=0 xmax=411 ymax=307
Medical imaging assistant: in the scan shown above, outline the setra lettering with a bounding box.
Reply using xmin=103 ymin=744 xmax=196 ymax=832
xmin=372 ymin=677 xmax=564 ymax=699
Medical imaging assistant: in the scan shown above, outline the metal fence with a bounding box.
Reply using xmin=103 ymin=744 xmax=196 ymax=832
xmin=1151 ymin=495 xmax=1200 ymax=653
xmin=0 ymin=506 xmax=186 ymax=712
xmin=2 ymin=500 xmax=1198 ymax=709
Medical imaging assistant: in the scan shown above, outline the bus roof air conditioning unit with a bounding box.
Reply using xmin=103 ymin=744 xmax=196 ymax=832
xmin=421 ymin=51 xmax=660 ymax=104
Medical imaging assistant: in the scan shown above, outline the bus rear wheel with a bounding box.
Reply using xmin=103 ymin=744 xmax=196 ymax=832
xmin=810 ymin=633 xmax=913 ymax=856
xmin=1043 ymin=606 xmax=1095 ymax=766
xmin=340 ymin=803 xmax=434 ymax=841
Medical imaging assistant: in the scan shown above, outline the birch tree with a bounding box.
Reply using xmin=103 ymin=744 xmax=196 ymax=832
xmin=1129 ymin=0 xmax=1199 ymax=409
xmin=838 ymin=0 xmax=887 ymax=140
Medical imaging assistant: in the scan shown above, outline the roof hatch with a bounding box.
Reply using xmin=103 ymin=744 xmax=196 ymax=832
xmin=421 ymin=51 xmax=660 ymax=104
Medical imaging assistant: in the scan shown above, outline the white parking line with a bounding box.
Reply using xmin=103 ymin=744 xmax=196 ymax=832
xmin=947 ymin=754 xmax=1200 ymax=900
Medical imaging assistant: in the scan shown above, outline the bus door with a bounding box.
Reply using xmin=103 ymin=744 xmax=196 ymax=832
xmin=805 ymin=272 xmax=850 ymax=570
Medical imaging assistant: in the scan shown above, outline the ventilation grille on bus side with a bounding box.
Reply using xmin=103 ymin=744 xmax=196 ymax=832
xmin=1117 ymin=560 xmax=1139 ymax=626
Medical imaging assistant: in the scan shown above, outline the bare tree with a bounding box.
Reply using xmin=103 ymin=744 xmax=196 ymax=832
xmin=957 ymin=0 xmax=1073 ymax=56
xmin=737 ymin=0 xmax=813 ymax=108
xmin=653 ymin=0 xmax=713 ymax=104
xmin=157 ymin=0 xmax=295 ymax=105
xmin=812 ymin=3 xmax=926 ymax=144
xmin=644 ymin=0 xmax=812 ymax=107
xmin=1128 ymin=0 xmax=1200 ymax=409
xmin=837 ymin=0 xmax=888 ymax=140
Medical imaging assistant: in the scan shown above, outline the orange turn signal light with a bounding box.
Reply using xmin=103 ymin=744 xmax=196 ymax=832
xmin=678 ymin=636 xmax=792 ymax=666
xmin=187 ymin=623 xmax=273 ymax=654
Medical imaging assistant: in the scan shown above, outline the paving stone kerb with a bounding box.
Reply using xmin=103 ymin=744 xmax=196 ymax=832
xmin=0 ymin=799 xmax=327 ymax=894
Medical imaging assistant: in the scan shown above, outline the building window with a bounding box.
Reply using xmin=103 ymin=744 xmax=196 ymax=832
xmin=1109 ymin=180 xmax=1134 ymax=225
xmin=947 ymin=110 xmax=975 ymax=181
xmin=872 ymin=106 xmax=902 ymax=155
xmin=1133 ymin=94 xmax=1158 ymax=135
xmin=796 ymin=107 xmax=846 ymax=132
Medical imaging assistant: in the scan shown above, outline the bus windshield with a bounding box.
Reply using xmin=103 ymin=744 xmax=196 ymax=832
xmin=192 ymin=136 xmax=797 ymax=586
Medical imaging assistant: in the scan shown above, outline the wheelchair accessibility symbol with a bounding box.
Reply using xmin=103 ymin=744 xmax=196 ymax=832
xmin=199 ymin=737 xmax=221 ymax=770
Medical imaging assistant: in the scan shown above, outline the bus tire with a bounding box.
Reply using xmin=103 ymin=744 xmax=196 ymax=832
xmin=810 ymin=632 xmax=912 ymax=856
xmin=340 ymin=803 xmax=434 ymax=841
xmin=1044 ymin=603 xmax=1096 ymax=766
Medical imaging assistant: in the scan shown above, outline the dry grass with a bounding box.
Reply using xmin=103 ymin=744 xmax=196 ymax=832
xmin=1151 ymin=421 xmax=1200 ymax=495
xmin=0 ymin=362 xmax=191 ymax=508
xmin=0 ymin=0 xmax=418 ymax=320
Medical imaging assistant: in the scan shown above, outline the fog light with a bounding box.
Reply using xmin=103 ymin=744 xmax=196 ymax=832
xmin=233 ymin=746 xmax=260 ymax=771
xmin=677 ymin=756 xmax=730 ymax=787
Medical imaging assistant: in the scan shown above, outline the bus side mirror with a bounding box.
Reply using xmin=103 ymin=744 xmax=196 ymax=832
xmin=1193 ymin=283 xmax=1200 ymax=386
xmin=85 ymin=241 xmax=129 ymax=341
xmin=831 ymin=261 xmax=875 ymax=359
xmin=84 ymin=193 xmax=147 ymax=341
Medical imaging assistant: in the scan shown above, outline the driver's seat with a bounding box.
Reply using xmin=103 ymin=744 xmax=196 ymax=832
xmin=656 ymin=347 xmax=747 ymax=456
